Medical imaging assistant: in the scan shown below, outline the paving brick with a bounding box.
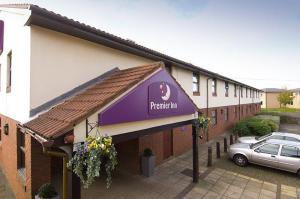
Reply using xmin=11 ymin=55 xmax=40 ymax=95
xmin=203 ymin=191 xmax=222 ymax=199
xmin=223 ymin=185 xmax=243 ymax=199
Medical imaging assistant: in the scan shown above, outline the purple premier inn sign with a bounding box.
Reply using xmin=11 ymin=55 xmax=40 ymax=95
xmin=99 ymin=68 xmax=197 ymax=126
xmin=148 ymin=82 xmax=178 ymax=115
xmin=0 ymin=20 xmax=4 ymax=55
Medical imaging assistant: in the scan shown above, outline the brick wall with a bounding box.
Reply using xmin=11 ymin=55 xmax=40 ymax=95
xmin=115 ymin=138 xmax=140 ymax=173
xmin=139 ymin=132 xmax=164 ymax=165
xmin=0 ymin=114 xmax=51 ymax=199
xmin=200 ymin=102 xmax=261 ymax=141
xmin=172 ymin=125 xmax=192 ymax=156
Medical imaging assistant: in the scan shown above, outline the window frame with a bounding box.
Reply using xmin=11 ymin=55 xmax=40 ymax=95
xmin=211 ymin=109 xmax=217 ymax=126
xmin=280 ymin=145 xmax=300 ymax=158
xmin=6 ymin=51 xmax=12 ymax=93
xmin=17 ymin=129 xmax=26 ymax=179
xmin=240 ymin=87 xmax=243 ymax=98
xmin=255 ymin=144 xmax=280 ymax=155
xmin=192 ymin=73 xmax=200 ymax=95
xmin=225 ymin=82 xmax=229 ymax=97
xmin=212 ymin=79 xmax=217 ymax=96
xmin=224 ymin=107 xmax=229 ymax=121
xmin=234 ymin=84 xmax=237 ymax=97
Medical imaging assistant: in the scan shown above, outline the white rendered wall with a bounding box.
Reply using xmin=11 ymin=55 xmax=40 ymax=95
xmin=0 ymin=8 xmax=31 ymax=122
xmin=171 ymin=66 xmax=261 ymax=109
xmin=30 ymin=26 xmax=153 ymax=110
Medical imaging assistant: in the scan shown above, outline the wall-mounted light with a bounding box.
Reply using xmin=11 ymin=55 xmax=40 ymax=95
xmin=4 ymin=123 xmax=8 ymax=135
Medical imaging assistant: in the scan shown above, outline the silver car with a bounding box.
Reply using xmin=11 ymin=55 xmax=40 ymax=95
xmin=237 ymin=132 xmax=300 ymax=144
xmin=229 ymin=139 xmax=300 ymax=177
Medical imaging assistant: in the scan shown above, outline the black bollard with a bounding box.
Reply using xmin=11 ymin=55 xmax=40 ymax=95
xmin=230 ymin=135 xmax=234 ymax=145
xmin=224 ymin=138 xmax=228 ymax=153
xmin=216 ymin=142 xmax=221 ymax=159
xmin=207 ymin=146 xmax=212 ymax=167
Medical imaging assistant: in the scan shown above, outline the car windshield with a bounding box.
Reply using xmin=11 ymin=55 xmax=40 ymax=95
xmin=250 ymin=140 xmax=266 ymax=149
xmin=256 ymin=133 xmax=272 ymax=141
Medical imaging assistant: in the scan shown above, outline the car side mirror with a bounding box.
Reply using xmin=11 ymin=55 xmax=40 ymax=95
xmin=254 ymin=149 xmax=260 ymax=153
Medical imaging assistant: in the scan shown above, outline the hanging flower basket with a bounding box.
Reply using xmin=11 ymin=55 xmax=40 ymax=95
xmin=199 ymin=116 xmax=211 ymax=140
xmin=67 ymin=135 xmax=117 ymax=189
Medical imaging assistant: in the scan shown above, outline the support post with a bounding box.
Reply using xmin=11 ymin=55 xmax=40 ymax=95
xmin=216 ymin=142 xmax=220 ymax=159
xmin=192 ymin=119 xmax=199 ymax=183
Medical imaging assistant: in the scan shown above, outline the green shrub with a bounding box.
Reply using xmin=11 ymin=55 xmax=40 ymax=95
xmin=233 ymin=117 xmax=275 ymax=137
xmin=248 ymin=121 xmax=272 ymax=136
xmin=38 ymin=183 xmax=57 ymax=198
xmin=233 ymin=119 xmax=251 ymax=136
xmin=263 ymin=120 xmax=278 ymax=132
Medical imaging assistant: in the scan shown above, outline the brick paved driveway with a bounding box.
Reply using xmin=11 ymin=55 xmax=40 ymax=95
xmin=82 ymin=132 xmax=300 ymax=199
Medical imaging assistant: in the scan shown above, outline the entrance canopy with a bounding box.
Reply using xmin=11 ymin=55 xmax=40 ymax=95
xmin=23 ymin=62 xmax=197 ymax=144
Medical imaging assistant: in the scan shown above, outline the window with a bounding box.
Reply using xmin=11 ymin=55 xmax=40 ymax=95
xmin=234 ymin=84 xmax=237 ymax=97
xmin=241 ymin=87 xmax=243 ymax=98
xmin=246 ymin=88 xmax=248 ymax=98
xmin=7 ymin=51 xmax=12 ymax=92
xmin=284 ymin=137 xmax=300 ymax=142
xmin=281 ymin=146 xmax=299 ymax=158
xmin=270 ymin=135 xmax=284 ymax=140
xmin=211 ymin=110 xmax=217 ymax=125
xmin=224 ymin=108 xmax=229 ymax=121
xmin=255 ymin=144 xmax=279 ymax=155
xmin=212 ymin=79 xmax=217 ymax=96
xmin=17 ymin=129 xmax=26 ymax=178
xmin=192 ymin=73 xmax=200 ymax=95
xmin=234 ymin=106 xmax=238 ymax=118
xmin=225 ymin=82 xmax=229 ymax=97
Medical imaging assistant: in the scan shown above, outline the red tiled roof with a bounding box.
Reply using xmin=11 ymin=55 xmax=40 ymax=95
xmin=24 ymin=62 xmax=163 ymax=139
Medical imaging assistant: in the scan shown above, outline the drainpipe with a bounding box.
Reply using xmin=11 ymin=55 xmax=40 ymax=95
xmin=42 ymin=146 xmax=68 ymax=199
xmin=206 ymin=77 xmax=212 ymax=142
xmin=206 ymin=77 xmax=212 ymax=116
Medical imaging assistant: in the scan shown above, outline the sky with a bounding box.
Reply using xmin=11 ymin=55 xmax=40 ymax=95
xmin=1 ymin=0 xmax=300 ymax=89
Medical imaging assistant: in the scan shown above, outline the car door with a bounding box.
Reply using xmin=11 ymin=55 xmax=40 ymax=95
xmin=251 ymin=144 xmax=280 ymax=169
xmin=278 ymin=145 xmax=300 ymax=172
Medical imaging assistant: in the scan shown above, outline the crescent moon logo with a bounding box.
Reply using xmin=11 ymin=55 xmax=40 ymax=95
xmin=161 ymin=83 xmax=171 ymax=101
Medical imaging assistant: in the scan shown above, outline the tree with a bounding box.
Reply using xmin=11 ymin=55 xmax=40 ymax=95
xmin=277 ymin=91 xmax=294 ymax=107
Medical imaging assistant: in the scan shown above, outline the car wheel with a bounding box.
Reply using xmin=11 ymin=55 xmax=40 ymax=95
xmin=297 ymin=169 xmax=300 ymax=178
xmin=233 ymin=154 xmax=248 ymax=167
